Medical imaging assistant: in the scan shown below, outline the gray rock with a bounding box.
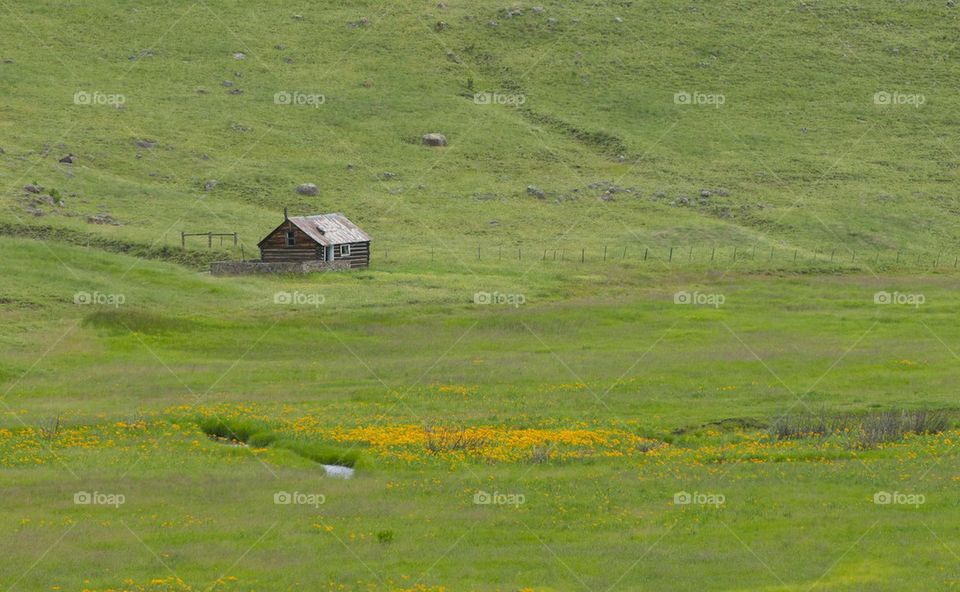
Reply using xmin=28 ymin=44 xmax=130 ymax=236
xmin=526 ymin=185 xmax=545 ymax=199
xmin=59 ymin=154 xmax=75 ymax=164
xmin=381 ymin=172 xmax=397 ymax=180
xmin=422 ymin=133 xmax=447 ymax=146
xmin=700 ymin=189 xmax=712 ymax=198
xmin=136 ymin=139 xmax=157 ymax=149
xmin=233 ymin=52 xmax=246 ymax=60
xmin=532 ymin=6 xmax=545 ymax=14
xmin=296 ymin=183 xmax=319 ymax=196
xmin=204 ymin=180 xmax=218 ymax=191
xmin=24 ymin=184 xmax=43 ymax=194
xmin=222 ymin=80 xmax=234 ymax=87
xmin=87 ymin=214 xmax=119 ymax=225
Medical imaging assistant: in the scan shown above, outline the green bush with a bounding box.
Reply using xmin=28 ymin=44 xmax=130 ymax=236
xmin=247 ymin=431 xmax=280 ymax=448
xmin=198 ymin=416 xmax=271 ymax=443
xmin=273 ymin=438 xmax=360 ymax=467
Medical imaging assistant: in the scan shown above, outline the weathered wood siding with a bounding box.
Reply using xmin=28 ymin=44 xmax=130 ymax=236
xmin=259 ymin=220 xmax=325 ymax=262
xmin=259 ymin=221 xmax=369 ymax=267
xmin=335 ymin=242 xmax=370 ymax=268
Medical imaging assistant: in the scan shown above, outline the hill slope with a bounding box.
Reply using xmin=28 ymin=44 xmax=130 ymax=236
xmin=1 ymin=1 xmax=959 ymax=261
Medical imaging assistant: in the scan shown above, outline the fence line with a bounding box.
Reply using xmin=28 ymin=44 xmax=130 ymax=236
xmin=369 ymin=244 xmax=960 ymax=269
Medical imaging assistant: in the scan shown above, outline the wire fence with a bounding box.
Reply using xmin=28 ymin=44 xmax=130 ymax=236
xmin=366 ymin=244 xmax=960 ymax=270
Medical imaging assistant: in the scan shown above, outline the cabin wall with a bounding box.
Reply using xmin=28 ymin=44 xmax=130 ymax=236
xmin=259 ymin=220 xmax=323 ymax=262
xmin=333 ymin=242 xmax=370 ymax=268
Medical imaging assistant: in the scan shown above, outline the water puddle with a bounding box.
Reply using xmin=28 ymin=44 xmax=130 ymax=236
xmin=322 ymin=464 xmax=355 ymax=479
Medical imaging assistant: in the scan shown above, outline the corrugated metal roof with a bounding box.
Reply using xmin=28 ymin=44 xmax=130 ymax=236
xmin=288 ymin=213 xmax=371 ymax=246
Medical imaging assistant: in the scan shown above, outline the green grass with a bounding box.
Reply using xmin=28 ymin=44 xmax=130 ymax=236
xmin=3 ymin=1 xmax=960 ymax=590
xmin=1 ymin=237 xmax=959 ymax=590
xmin=2 ymin=1 xmax=960 ymax=263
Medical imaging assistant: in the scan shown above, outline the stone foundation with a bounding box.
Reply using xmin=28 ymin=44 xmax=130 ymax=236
xmin=210 ymin=260 xmax=352 ymax=275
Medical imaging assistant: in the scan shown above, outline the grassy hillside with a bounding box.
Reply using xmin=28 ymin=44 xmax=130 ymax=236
xmin=2 ymin=1 xmax=960 ymax=262
xmin=3 ymin=2 xmax=960 ymax=591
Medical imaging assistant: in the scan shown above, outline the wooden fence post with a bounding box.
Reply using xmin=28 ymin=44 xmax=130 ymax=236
xmin=181 ymin=232 xmax=185 ymax=248
xmin=208 ymin=232 xmax=212 ymax=248
xmin=668 ymin=247 xmax=673 ymax=262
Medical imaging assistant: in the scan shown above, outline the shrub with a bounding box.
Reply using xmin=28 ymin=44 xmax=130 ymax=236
xmin=376 ymin=530 xmax=394 ymax=544
xmin=198 ymin=416 xmax=271 ymax=443
xmin=770 ymin=408 xmax=950 ymax=449
xmin=273 ymin=439 xmax=361 ymax=467
xmin=247 ymin=431 xmax=280 ymax=448
xmin=423 ymin=424 xmax=490 ymax=454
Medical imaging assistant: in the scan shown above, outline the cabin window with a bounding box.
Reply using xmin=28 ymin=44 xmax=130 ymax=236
xmin=285 ymin=231 xmax=295 ymax=247
xmin=338 ymin=244 xmax=351 ymax=257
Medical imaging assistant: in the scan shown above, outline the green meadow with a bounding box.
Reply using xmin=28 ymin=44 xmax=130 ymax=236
xmin=2 ymin=1 xmax=960 ymax=591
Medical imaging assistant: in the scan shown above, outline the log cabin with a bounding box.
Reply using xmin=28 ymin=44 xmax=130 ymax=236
xmin=257 ymin=210 xmax=371 ymax=268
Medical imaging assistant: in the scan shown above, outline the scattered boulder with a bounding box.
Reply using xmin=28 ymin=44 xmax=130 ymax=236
xmin=600 ymin=192 xmax=615 ymax=202
xmin=204 ymin=180 xmax=219 ymax=191
xmin=348 ymin=17 xmax=370 ymax=28
xmin=0 ymin=147 xmax=5 ymax=155
xmin=435 ymin=21 xmax=448 ymax=31
xmin=24 ymin=183 xmax=43 ymax=194
xmin=59 ymin=154 xmax=75 ymax=164
xmin=526 ymin=185 xmax=545 ymax=199
xmin=446 ymin=50 xmax=461 ymax=63
xmin=362 ymin=78 xmax=373 ymax=87
xmin=487 ymin=19 xmax=499 ymax=27
xmin=700 ymin=189 xmax=712 ymax=198
xmin=614 ymin=16 xmax=624 ymax=23
xmin=437 ymin=2 xmax=447 ymax=8
xmin=228 ymin=88 xmax=243 ymax=95
xmin=222 ymin=80 xmax=234 ymax=87
xmin=136 ymin=139 xmax=157 ymax=149
xmin=233 ymin=52 xmax=246 ymax=60
xmin=2 ymin=58 xmax=12 ymax=64
xmin=292 ymin=14 xmax=304 ymax=20
xmin=296 ymin=183 xmax=319 ymax=196
xmin=87 ymin=214 xmax=119 ymax=225
xmin=381 ymin=172 xmax=398 ymax=180
xmin=949 ymin=0 xmax=956 ymax=8
xmin=421 ymin=133 xmax=447 ymax=146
